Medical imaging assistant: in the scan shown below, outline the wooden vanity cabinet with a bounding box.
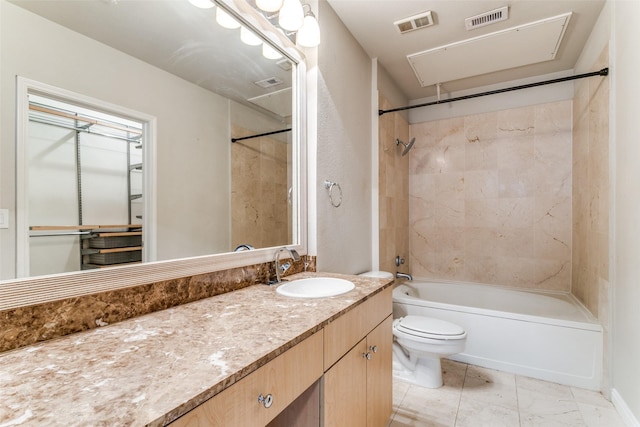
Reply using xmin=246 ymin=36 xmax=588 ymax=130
xmin=322 ymin=287 xmax=393 ymax=427
xmin=170 ymin=330 xmax=323 ymax=427
xmin=169 ymin=286 xmax=393 ymax=427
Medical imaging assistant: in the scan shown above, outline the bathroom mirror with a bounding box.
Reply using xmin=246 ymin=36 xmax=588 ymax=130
xmin=0 ymin=0 xmax=307 ymax=308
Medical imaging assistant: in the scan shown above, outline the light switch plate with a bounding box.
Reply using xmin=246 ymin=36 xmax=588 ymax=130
xmin=0 ymin=209 xmax=8 ymax=229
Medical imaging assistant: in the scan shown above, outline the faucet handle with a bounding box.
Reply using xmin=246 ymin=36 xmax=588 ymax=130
xmin=289 ymin=249 xmax=301 ymax=262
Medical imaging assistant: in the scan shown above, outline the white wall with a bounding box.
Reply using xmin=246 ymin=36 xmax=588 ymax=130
xmin=0 ymin=0 xmax=232 ymax=278
xmin=314 ymin=0 xmax=373 ymax=274
xmin=611 ymin=0 xmax=640 ymax=423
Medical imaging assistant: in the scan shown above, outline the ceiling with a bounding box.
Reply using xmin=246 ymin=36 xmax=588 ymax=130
xmin=326 ymin=0 xmax=606 ymax=101
xmin=9 ymin=0 xmax=294 ymax=119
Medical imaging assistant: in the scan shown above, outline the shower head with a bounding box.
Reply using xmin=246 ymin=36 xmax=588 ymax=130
xmin=396 ymin=137 xmax=416 ymax=156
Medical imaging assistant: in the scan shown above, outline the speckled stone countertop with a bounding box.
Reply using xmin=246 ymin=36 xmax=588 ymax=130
xmin=0 ymin=272 xmax=393 ymax=426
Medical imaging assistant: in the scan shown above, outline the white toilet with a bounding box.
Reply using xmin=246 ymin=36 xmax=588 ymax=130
xmin=392 ymin=315 xmax=466 ymax=388
xmin=358 ymin=270 xmax=467 ymax=389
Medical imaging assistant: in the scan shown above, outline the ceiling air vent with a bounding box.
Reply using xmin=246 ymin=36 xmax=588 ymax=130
xmin=465 ymin=6 xmax=509 ymax=30
xmin=394 ymin=11 xmax=434 ymax=34
xmin=254 ymin=77 xmax=283 ymax=88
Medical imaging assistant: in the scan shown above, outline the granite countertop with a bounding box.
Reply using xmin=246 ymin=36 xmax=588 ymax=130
xmin=0 ymin=272 xmax=392 ymax=426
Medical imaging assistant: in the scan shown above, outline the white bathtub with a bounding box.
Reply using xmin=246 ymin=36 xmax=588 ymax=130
xmin=393 ymin=280 xmax=603 ymax=390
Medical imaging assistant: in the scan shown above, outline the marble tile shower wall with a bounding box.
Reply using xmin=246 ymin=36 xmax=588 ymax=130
xmin=378 ymin=94 xmax=410 ymax=274
xmin=572 ymin=45 xmax=610 ymax=319
xmin=231 ymin=124 xmax=291 ymax=249
xmin=409 ymin=101 xmax=573 ymax=291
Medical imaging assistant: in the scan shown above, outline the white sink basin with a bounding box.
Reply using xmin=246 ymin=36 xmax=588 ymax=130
xmin=276 ymin=277 xmax=355 ymax=298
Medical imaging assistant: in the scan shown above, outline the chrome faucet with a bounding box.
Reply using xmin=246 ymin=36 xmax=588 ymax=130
xmin=273 ymin=247 xmax=301 ymax=284
xmin=396 ymin=272 xmax=413 ymax=281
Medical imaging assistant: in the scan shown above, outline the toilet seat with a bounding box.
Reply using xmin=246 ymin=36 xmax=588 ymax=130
xmin=394 ymin=315 xmax=466 ymax=340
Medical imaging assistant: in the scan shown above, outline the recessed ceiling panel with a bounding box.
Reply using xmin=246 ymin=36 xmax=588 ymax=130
xmin=248 ymin=88 xmax=292 ymax=118
xmin=407 ymin=12 xmax=572 ymax=88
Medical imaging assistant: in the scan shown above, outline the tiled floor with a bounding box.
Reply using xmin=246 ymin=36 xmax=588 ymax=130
xmin=390 ymin=360 xmax=626 ymax=427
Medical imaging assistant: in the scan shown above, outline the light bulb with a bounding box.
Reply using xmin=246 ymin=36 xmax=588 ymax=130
xmin=278 ymin=0 xmax=304 ymax=31
xmin=296 ymin=13 xmax=320 ymax=47
xmin=262 ymin=44 xmax=283 ymax=60
xmin=189 ymin=0 xmax=214 ymax=9
xmin=188 ymin=0 xmax=214 ymax=8
xmin=241 ymin=26 xmax=262 ymax=46
xmin=215 ymin=7 xmax=240 ymax=29
xmin=256 ymin=0 xmax=283 ymax=13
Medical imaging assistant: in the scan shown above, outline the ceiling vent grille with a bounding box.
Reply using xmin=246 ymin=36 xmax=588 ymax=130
xmin=394 ymin=11 xmax=434 ymax=34
xmin=254 ymin=77 xmax=283 ymax=88
xmin=465 ymin=6 xmax=509 ymax=30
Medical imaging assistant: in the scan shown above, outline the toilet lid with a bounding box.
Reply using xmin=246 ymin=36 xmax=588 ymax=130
xmin=395 ymin=315 xmax=466 ymax=339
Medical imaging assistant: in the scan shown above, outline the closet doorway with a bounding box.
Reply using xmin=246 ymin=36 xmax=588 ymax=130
xmin=16 ymin=78 xmax=156 ymax=278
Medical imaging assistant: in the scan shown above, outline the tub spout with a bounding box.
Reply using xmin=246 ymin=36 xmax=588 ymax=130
xmin=396 ymin=272 xmax=413 ymax=281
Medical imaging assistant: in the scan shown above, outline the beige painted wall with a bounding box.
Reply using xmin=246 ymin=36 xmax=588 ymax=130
xmin=314 ymin=0 xmax=373 ymax=274
xmin=611 ymin=0 xmax=640 ymax=422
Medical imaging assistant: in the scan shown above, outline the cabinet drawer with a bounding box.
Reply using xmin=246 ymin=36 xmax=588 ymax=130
xmin=171 ymin=330 xmax=323 ymax=427
xmin=323 ymin=286 xmax=392 ymax=370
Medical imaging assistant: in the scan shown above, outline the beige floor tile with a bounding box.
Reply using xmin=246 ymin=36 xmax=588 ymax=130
xmin=570 ymin=388 xmax=626 ymax=427
xmin=455 ymin=398 xmax=521 ymax=427
xmin=390 ymin=361 xmax=625 ymax=427
xmin=457 ymin=365 xmax=520 ymax=426
xmin=460 ymin=365 xmax=518 ymax=408
xmin=390 ymin=384 xmax=460 ymax=427
xmin=517 ymin=376 xmax=584 ymax=426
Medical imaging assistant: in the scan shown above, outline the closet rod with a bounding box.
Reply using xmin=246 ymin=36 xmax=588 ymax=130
xmin=30 ymin=104 xmax=142 ymax=135
xmin=378 ymin=68 xmax=609 ymax=116
xmin=231 ymin=128 xmax=291 ymax=143
xmin=29 ymin=231 xmax=92 ymax=238
xmin=29 ymin=116 xmax=142 ymax=143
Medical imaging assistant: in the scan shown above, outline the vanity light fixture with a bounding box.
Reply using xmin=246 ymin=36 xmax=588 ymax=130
xmin=193 ymin=0 xmax=321 ymax=58
xmin=256 ymin=0 xmax=284 ymax=13
xmin=240 ymin=26 xmax=263 ymax=46
xmin=215 ymin=7 xmax=241 ymax=29
xmin=188 ymin=0 xmax=215 ymax=8
xmin=296 ymin=5 xmax=320 ymax=48
xmin=278 ymin=0 xmax=304 ymax=31
xmin=262 ymin=43 xmax=283 ymax=60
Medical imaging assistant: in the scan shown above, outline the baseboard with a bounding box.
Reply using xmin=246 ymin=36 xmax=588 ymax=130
xmin=611 ymin=388 xmax=640 ymax=427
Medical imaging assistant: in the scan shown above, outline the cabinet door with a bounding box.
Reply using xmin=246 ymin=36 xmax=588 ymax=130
xmin=324 ymin=287 xmax=392 ymax=370
xmin=322 ymin=338 xmax=368 ymax=427
xmin=366 ymin=315 xmax=393 ymax=427
xmin=171 ymin=331 xmax=323 ymax=427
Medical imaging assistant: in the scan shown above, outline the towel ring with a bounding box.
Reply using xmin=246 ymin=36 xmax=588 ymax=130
xmin=323 ymin=180 xmax=342 ymax=208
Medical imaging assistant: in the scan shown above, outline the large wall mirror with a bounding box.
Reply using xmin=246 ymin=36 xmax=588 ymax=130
xmin=0 ymin=0 xmax=307 ymax=309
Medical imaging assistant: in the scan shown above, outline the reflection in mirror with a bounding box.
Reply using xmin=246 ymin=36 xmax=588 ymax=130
xmin=1 ymin=0 xmax=302 ymax=282
xmin=27 ymin=93 xmax=145 ymax=276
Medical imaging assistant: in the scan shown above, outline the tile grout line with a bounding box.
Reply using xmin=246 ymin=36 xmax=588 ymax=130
xmin=453 ymin=362 xmax=469 ymax=426
xmin=515 ymin=374 xmax=522 ymax=427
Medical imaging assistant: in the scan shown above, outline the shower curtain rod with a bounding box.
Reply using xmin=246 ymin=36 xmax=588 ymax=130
xmin=378 ymin=68 xmax=609 ymax=116
xmin=231 ymin=128 xmax=291 ymax=143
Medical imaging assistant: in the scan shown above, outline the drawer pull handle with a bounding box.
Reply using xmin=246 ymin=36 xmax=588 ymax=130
xmin=363 ymin=352 xmax=372 ymax=360
xmin=258 ymin=393 xmax=274 ymax=408
xmin=370 ymin=345 xmax=378 ymax=353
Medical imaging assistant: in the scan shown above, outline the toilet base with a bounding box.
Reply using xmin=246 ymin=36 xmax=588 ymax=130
xmin=392 ymin=351 xmax=444 ymax=388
